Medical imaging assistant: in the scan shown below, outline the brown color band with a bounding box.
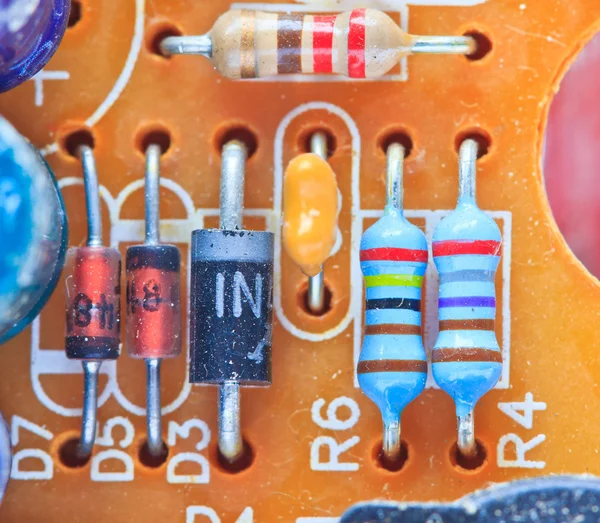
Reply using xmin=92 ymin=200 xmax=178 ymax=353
xmin=277 ymin=14 xmax=303 ymax=74
xmin=357 ymin=360 xmax=427 ymax=374
xmin=240 ymin=10 xmax=256 ymax=79
xmin=432 ymin=348 xmax=502 ymax=363
xmin=365 ymin=324 xmax=421 ymax=335
xmin=439 ymin=319 xmax=495 ymax=331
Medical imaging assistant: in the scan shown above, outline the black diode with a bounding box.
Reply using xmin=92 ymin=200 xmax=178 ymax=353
xmin=189 ymin=140 xmax=274 ymax=464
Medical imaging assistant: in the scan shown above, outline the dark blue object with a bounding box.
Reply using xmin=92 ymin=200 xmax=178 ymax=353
xmin=0 ymin=0 xmax=70 ymax=93
xmin=341 ymin=476 xmax=600 ymax=522
xmin=0 ymin=116 xmax=67 ymax=343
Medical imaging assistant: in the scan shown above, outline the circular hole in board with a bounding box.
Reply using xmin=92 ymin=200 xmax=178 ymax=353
xmin=449 ymin=439 xmax=488 ymax=472
xmin=215 ymin=439 xmax=255 ymax=474
xmin=377 ymin=128 xmax=414 ymax=158
xmin=454 ymin=128 xmax=492 ymax=158
xmin=135 ymin=125 xmax=172 ymax=156
xmin=297 ymin=127 xmax=338 ymax=157
xmin=371 ymin=439 xmax=409 ymax=473
xmin=61 ymin=127 xmax=95 ymax=158
xmin=297 ymin=280 xmax=334 ymax=317
xmin=214 ymin=125 xmax=259 ymax=159
xmin=58 ymin=437 xmax=90 ymax=469
xmin=464 ymin=30 xmax=493 ymax=61
xmin=146 ymin=22 xmax=183 ymax=58
xmin=138 ymin=440 xmax=169 ymax=469
xmin=68 ymin=0 xmax=82 ymax=28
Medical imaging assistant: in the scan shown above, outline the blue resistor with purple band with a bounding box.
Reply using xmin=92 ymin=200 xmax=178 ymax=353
xmin=357 ymin=143 xmax=428 ymax=464
xmin=0 ymin=0 xmax=70 ymax=93
xmin=431 ymin=138 xmax=502 ymax=458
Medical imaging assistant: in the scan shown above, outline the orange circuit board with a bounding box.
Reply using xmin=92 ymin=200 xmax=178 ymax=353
xmin=1 ymin=0 xmax=600 ymax=521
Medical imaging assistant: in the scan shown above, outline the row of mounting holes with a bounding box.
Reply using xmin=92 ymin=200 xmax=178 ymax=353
xmin=66 ymin=1 xmax=494 ymax=63
xmin=60 ymin=124 xmax=492 ymax=163
xmin=58 ymin=435 xmax=256 ymax=473
xmin=58 ymin=434 xmax=487 ymax=474
xmin=374 ymin=439 xmax=488 ymax=473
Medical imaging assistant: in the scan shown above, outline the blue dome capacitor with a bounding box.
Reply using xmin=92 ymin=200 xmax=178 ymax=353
xmin=0 ymin=116 xmax=67 ymax=344
xmin=357 ymin=143 xmax=428 ymax=464
xmin=0 ymin=0 xmax=70 ymax=92
xmin=432 ymin=138 xmax=502 ymax=458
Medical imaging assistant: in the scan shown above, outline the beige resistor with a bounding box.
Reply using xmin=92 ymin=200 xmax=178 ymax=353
xmin=211 ymin=8 xmax=412 ymax=79
xmin=161 ymin=8 xmax=476 ymax=80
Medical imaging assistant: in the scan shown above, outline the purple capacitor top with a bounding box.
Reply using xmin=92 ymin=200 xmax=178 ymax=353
xmin=0 ymin=0 xmax=70 ymax=93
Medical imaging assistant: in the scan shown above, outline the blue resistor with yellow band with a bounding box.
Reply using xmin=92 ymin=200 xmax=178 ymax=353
xmin=432 ymin=138 xmax=502 ymax=458
xmin=357 ymin=143 xmax=428 ymax=464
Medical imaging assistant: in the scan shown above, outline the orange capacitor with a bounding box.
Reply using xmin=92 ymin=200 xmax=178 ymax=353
xmin=283 ymin=152 xmax=338 ymax=277
xmin=125 ymin=245 xmax=181 ymax=359
xmin=65 ymin=245 xmax=121 ymax=360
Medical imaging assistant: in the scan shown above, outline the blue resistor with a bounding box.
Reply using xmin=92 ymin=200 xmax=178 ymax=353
xmin=432 ymin=138 xmax=502 ymax=458
xmin=0 ymin=0 xmax=70 ymax=92
xmin=357 ymin=143 xmax=428 ymax=463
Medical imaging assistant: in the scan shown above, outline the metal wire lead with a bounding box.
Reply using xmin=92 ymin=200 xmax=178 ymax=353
xmin=458 ymin=138 xmax=478 ymax=202
xmin=159 ymin=33 xmax=475 ymax=59
xmin=145 ymin=144 xmax=161 ymax=245
xmin=76 ymin=361 xmax=101 ymax=459
xmin=146 ymin=358 xmax=163 ymax=457
xmin=144 ymin=145 xmax=165 ymax=457
xmin=457 ymin=411 xmax=477 ymax=458
xmin=217 ymin=140 xmax=248 ymax=463
xmin=160 ymin=35 xmax=213 ymax=58
xmin=382 ymin=419 xmax=402 ymax=463
xmin=386 ymin=143 xmax=405 ymax=210
xmin=79 ymin=145 xmax=102 ymax=247
xmin=410 ymin=35 xmax=476 ymax=55
xmin=307 ymin=132 xmax=328 ymax=314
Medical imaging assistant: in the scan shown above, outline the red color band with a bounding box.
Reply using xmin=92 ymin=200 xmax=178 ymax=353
xmin=313 ymin=15 xmax=335 ymax=73
xmin=433 ymin=240 xmax=502 ymax=257
xmin=360 ymin=247 xmax=428 ymax=263
xmin=347 ymin=9 xmax=366 ymax=78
